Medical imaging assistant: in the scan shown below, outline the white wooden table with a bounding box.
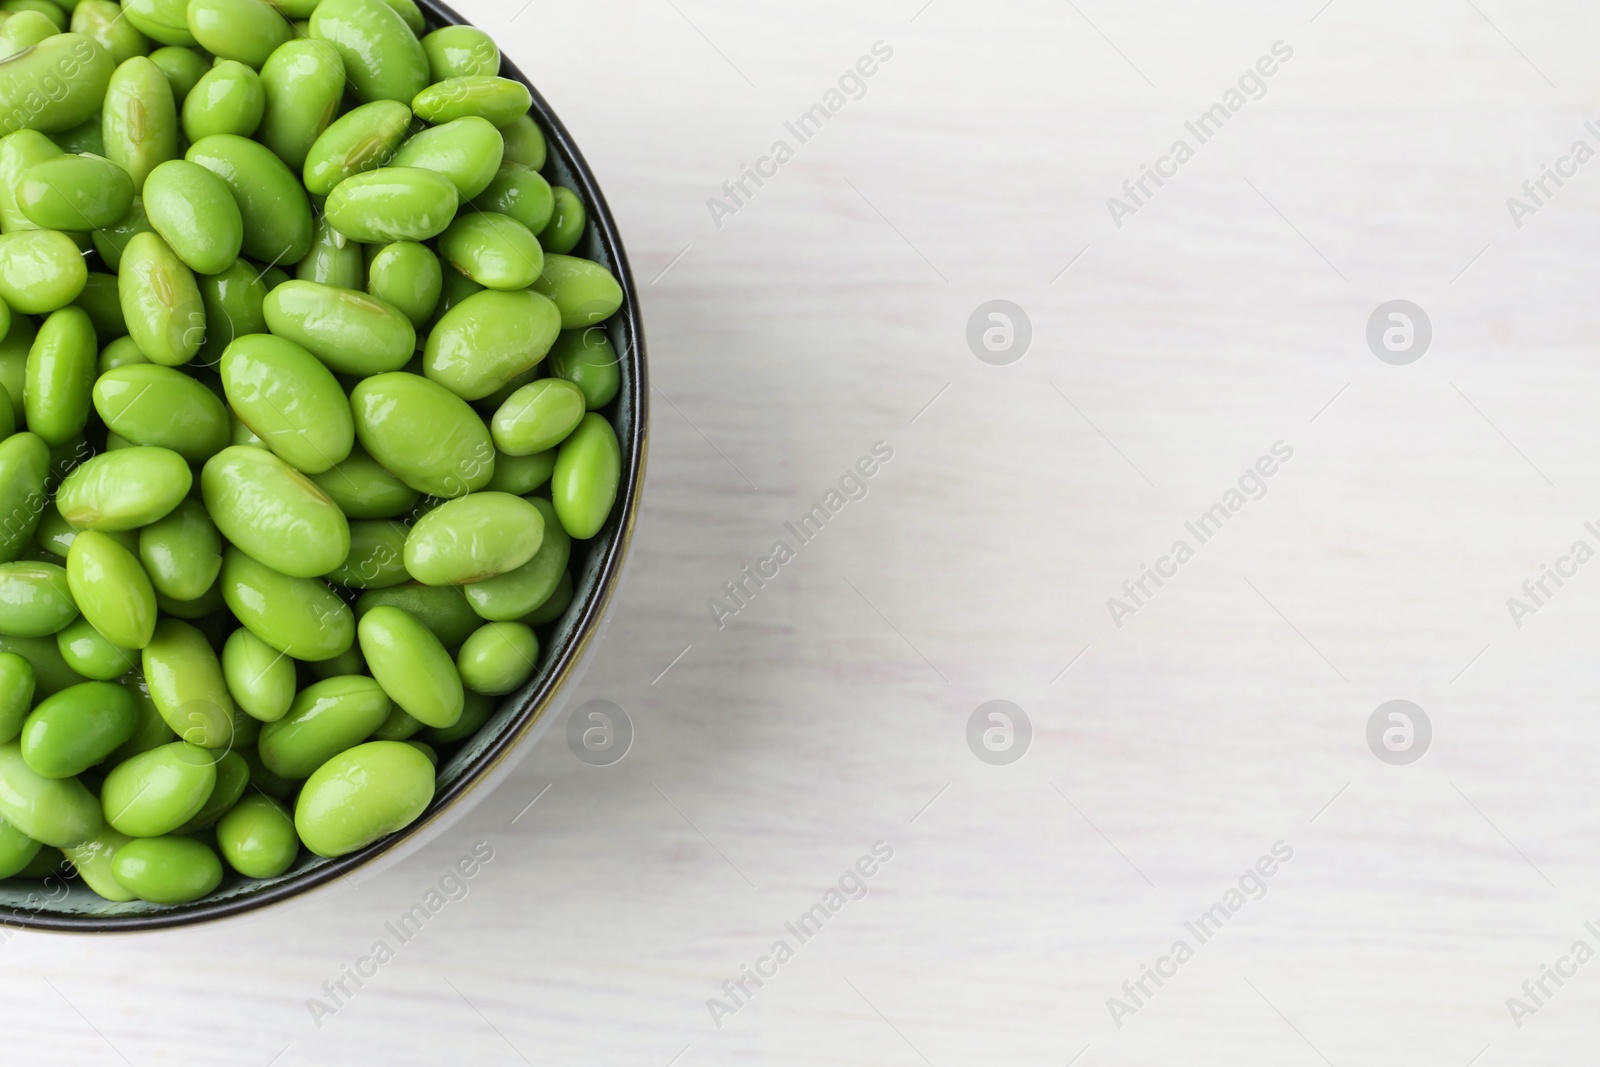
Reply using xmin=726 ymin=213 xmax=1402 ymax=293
xmin=9 ymin=0 xmax=1600 ymax=1062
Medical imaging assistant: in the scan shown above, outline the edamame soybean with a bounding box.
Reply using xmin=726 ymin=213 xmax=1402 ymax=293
xmin=533 ymin=254 xmax=623 ymax=330
xmin=67 ymin=530 xmax=157 ymax=648
xmin=123 ymin=0 xmax=199 ymax=46
xmin=141 ymin=619 xmax=235 ymax=746
xmin=475 ymin=162 xmax=554 ymax=235
xmin=216 ymin=793 xmax=295 ymax=876
xmin=0 ymin=230 xmax=88 ymax=314
xmin=421 ymin=25 xmax=498 ymax=81
xmin=25 ymin=306 xmax=97 ymax=446
xmin=0 ymin=33 xmax=115 ymax=134
xmin=308 ymin=444 xmax=420 ymax=520
xmin=355 ymin=582 xmax=480 ymax=649
xmin=296 ymin=216 xmax=364 ymax=289
xmin=102 ymin=55 xmax=178 ymax=187
xmin=16 ymin=152 xmax=133 ymax=229
xmin=187 ymin=133 xmax=313 ymax=264
xmin=0 ymin=651 xmax=35 ymax=743
xmin=21 ymin=680 xmax=138 ymax=777
xmin=411 ymin=75 xmax=530 ymax=127
xmin=93 ymin=363 xmax=232 ymax=461
xmin=55 ymin=446 xmax=192 ymax=531
xmin=181 ymin=59 xmax=265 ymax=142
xmin=551 ymin=413 xmax=620 ymax=540
xmin=138 ymin=498 xmax=223 ymax=602
xmin=456 ymin=622 xmax=536 ymax=695
xmin=186 ymin=0 xmax=291 ymax=68
xmin=391 ymin=115 xmax=502 ymax=199
xmin=366 ymin=241 xmax=441 ymax=330
xmin=54 ymin=616 xmax=136 ymax=680
xmin=301 ymin=98 xmax=411 ymax=195
xmin=219 ymin=546 xmax=354 ymax=661
xmin=324 ymin=165 xmax=458 ymax=243
xmin=332 ymin=519 xmax=409 ymax=589
xmin=0 ymin=560 xmax=76 ymax=637
xmin=0 ymin=431 xmax=50 ymax=563
xmin=350 ymin=372 xmax=495 ymax=498
xmin=424 ymin=288 xmax=559 ymax=400
xmin=110 ymin=834 xmax=222 ymax=902
xmin=221 ymin=626 xmax=295 ymax=722
xmin=262 ymin=280 xmax=416 ymax=376
xmin=439 ymin=211 xmax=543 ymax=291
xmin=148 ymin=45 xmax=208 ymax=98
xmin=548 ymin=327 xmax=621 ymax=410
xmin=539 ymin=186 xmax=586 ymax=255
xmin=201 ymin=445 xmax=351 ymax=576
xmin=490 ymin=378 xmax=586 ymax=457
xmin=357 ymin=605 xmax=462 ymax=728
xmin=498 ymin=114 xmax=546 ymax=171
xmin=308 ymin=0 xmax=426 ymax=105
xmin=257 ymin=37 xmax=344 ymax=170
xmin=71 ymin=0 xmax=149 ymax=65
xmin=259 ymin=674 xmax=390 ymax=778
xmin=118 ymin=231 xmax=207 ymax=367
xmin=220 ymin=334 xmax=355 ymax=474
xmin=463 ymin=496 xmax=568 ymax=622
xmin=294 ymin=739 xmax=433 ymax=857
xmin=0 ymin=740 xmax=101 ymax=846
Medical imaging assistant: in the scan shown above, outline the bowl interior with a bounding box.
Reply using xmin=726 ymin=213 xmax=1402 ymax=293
xmin=0 ymin=0 xmax=647 ymax=931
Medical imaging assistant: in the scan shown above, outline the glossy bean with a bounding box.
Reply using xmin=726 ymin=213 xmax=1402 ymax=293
xmin=0 ymin=33 xmax=115 ymax=134
xmin=520 ymin=568 xmax=572 ymax=627
xmin=551 ymin=413 xmax=620 ymax=540
xmin=55 ymin=446 xmax=192 ymax=530
xmin=186 ymin=0 xmax=290 ymax=68
xmin=0 ymin=560 xmax=75 ymax=636
xmin=102 ymin=54 xmax=178 ymax=187
xmin=138 ymin=497 xmax=223 ymax=601
xmin=455 ymin=621 xmax=536 ymax=695
xmin=110 ymin=834 xmax=222 ymax=902
xmin=260 ymin=673 xmax=389 ymax=778
xmin=376 ymin=0 xmax=420 ymax=34
xmin=404 ymin=491 xmax=541 ymax=587
xmin=66 ymin=529 xmax=157 ymax=648
xmin=0 ymin=229 xmax=87 ymax=314
xmin=0 ymin=316 xmax=32 ymax=423
xmin=0 ymin=812 xmax=42 ymax=877
xmin=21 ymin=679 xmax=137 ymax=777
xmin=24 ymin=306 xmax=96 ymax=446
xmin=412 ymin=75 xmax=530 ymax=127
xmin=355 ymin=582 xmax=479 ymax=649
xmin=308 ymin=0 xmax=424 ymax=104
xmin=0 ymin=631 xmax=89 ymax=697
xmin=257 ymin=37 xmax=343 ymax=170
xmin=0 ymin=651 xmax=35 ymax=742
xmin=331 ymin=519 xmax=409 ymax=589
xmin=420 ymin=687 xmax=488 ymax=744
xmin=497 ymin=114 xmax=546 ymax=171
xmin=308 ymin=444 xmax=419 ymax=520
xmin=300 ymin=98 xmax=410 ymax=195
xmin=357 ymin=605 xmax=462 ymax=728
xmin=219 ymin=546 xmax=353 ymax=661
xmin=73 ymin=271 xmax=127 ymax=341
xmin=181 ymin=58 xmax=263 ymax=141
xmin=324 ymin=165 xmax=458 ymax=243
xmin=93 ymin=363 xmax=232 ymax=462
xmin=350 ymin=371 xmax=494 ymax=498
xmin=424 ymin=288 xmax=559 ymax=401
xmin=263 ymin=280 xmax=415 ymax=376
xmin=196 ymin=258 xmax=269 ymax=364
xmin=220 ymin=625 xmax=294 ymax=722
xmin=174 ymin=747 xmax=247 ymax=832
xmin=187 ymin=133 xmax=313 ymax=264
xmin=539 ymin=185 xmax=585 ymax=254
xmin=391 ymin=115 xmax=502 ymax=199
xmin=145 ymin=161 xmax=243 ymax=277
xmin=123 ymin=0 xmax=198 ymax=46
xmin=117 ymin=231 xmax=206 ymax=366
xmin=474 ymin=162 xmax=553 ymax=235
xmin=71 ymin=0 xmax=148 ymax=64
xmin=293 ymin=738 xmax=433 ymax=857
xmin=140 ymin=618 xmax=234 ymax=746
xmin=365 ymin=240 xmax=440 ymax=329
xmin=201 ymin=445 xmax=351 ymax=576
xmin=547 ymin=326 xmax=621 ymax=410
xmin=215 ymin=792 xmax=295 ymax=876
xmin=295 ymin=215 xmax=363 ymax=289
xmin=92 ymin=196 xmax=153 ymax=270
xmin=490 ymin=378 xmax=585 ymax=457
xmin=0 ymin=431 xmax=50 ymax=563
xmin=439 ymin=210 xmax=542 ymax=291
xmin=16 ymin=152 xmax=133 ymax=229
xmin=101 ymin=740 xmax=214 ymax=835
xmin=484 ymin=448 xmax=555 ymax=496
xmin=220 ymin=333 xmax=354 ymax=473
xmin=61 ymin=823 xmax=135 ymax=900
xmin=0 ymin=740 xmax=99 ymax=846
xmin=148 ymin=45 xmax=208 ymax=98
xmin=463 ymin=496 xmax=568 ymax=621
xmin=531 ymin=253 xmax=623 ymax=330
xmin=0 ymin=9 xmax=59 ymax=56
xmin=54 ymin=615 xmax=136 ymax=679
xmin=0 ymin=128 xmax=62 ymax=232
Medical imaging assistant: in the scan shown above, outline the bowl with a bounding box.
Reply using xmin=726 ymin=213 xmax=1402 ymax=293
xmin=0 ymin=0 xmax=649 ymax=932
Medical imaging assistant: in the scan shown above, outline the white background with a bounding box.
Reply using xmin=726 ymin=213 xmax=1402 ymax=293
xmin=11 ymin=0 xmax=1600 ymax=1062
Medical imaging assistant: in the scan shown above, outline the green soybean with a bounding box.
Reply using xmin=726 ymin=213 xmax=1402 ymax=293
xmin=73 ymin=271 xmax=127 ymax=341
xmin=257 ymin=37 xmax=343 ymax=170
xmin=294 ymin=738 xmax=432 ymax=857
xmin=366 ymin=240 xmax=441 ymax=329
xmin=123 ymin=0 xmax=198 ymax=46
xmin=16 ymin=152 xmax=133 ymax=229
xmin=148 ymin=45 xmax=208 ymax=99
xmin=548 ymin=327 xmax=621 ymax=410
xmin=54 ymin=615 xmax=136 ymax=679
xmin=357 ymin=605 xmax=462 ymax=728
xmin=0 ymin=230 xmax=87 ymax=314
xmin=67 ymin=529 xmax=157 ymax=648
xmin=71 ymin=0 xmax=147 ymax=65
xmin=463 ymin=496 xmax=568 ymax=622
xmin=201 ymin=445 xmax=351 ymax=576
xmin=377 ymin=0 xmax=421 ymax=35
xmin=455 ymin=622 xmax=536 ymax=696
xmin=219 ymin=546 xmax=353 ymax=661
xmin=216 ymin=792 xmax=295 ymax=876
xmin=0 ymin=651 xmax=35 ymax=742
xmin=0 ymin=9 xmax=60 ymax=57
xmin=62 ymin=824 xmax=134 ymax=899
xmin=295 ymin=215 xmax=364 ymax=289
xmin=404 ymin=491 xmax=542 ymax=586
xmin=260 ymin=673 xmax=389 ymax=778
xmin=439 ymin=211 xmax=542 ymax=292
xmin=187 ymin=133 xmax=313 ymax=264
xmin=110 ymin=834 xmax=222 ymax=902
xmin=1 ymin=0 xmax=65 ymax=30
xmin=484 ymin=448 xmax=555 ymax=496
xmin=331 ymin=519 xmax=409 ymax=589
xmin=356 ymin=582 xmax=478 ymax=650
xmin=54 ymin=113 xmax=105 ymax=155
xmin=197 ymin=259 xmax=269 ymax=363
xmin=140 ymin=618 xmax=234 ymax=746
xmin=412 ymin=75 xmax=530 ymax=127
xmin=521 ymin=569 xmax=572 ymax=627
xmin=138 ymin=498 xmax=223 ymax=602
xmin=0 ymin=129 xmax=62 ymax=232
xmin=21 ymin=680 xmax=138 ymax=777
xmin=0 ymin=33 xmax=115 ymax=134
xmin=0 ymin=631 xmax=89 ymax=698
xmin=351 ymin=372 xmax=495 ymax=498
xmin=551 ymin=413 xmax=620 ymax=540
xmin=220 ymin=625 xmax=294 ymax=722
xmin=0 ymin=740 xmax=100 ymax=846
xmin=425 ymin=288 xmax=559 ymax=401
xmin=474 ymin=162 xmax=553 ymax=235
xmin=101 ymin=740 xmax=214 ymax=834
xmin=25 ymin=306 xmax=96 ymax=446
xmin=499 ymin=115 xmax=546 ymax=171
xmin=0 ymin=432 xmax=50 ymax=563
xmin=325 ymin=165 xmax=459 ymax=243
xmin=539 ymin=186 xmax=585 ymax=254
xmin=370 ymin=701 xmax=421 ymax=741
xmin=181 ymin=58 xmax=264 ymax=141
xmin=186 ymin=0 xmax=290 ymax=68
xmin=490 ymin=378 xmax=586 ymax=457
xmin=118 ymin=231 xmax=206 ymax=367
xmin=144 ymin=160 xmax=244 ymax=276
xmin=421 ymin=25 xmax=498 ymax=81
xmin=308 ymin=0 xmax=426 ymax=105
xmin=262 ymin=280 xmax=416 ymax=376
xmin=93 ymin=197 xmax=153 ymax=271
xmin=0 ymin=560 xmax=75 ymax=636
xmin=93 ymin=363 xmax=232 ymax=462
xmin=391 ymin=115 xmax=502 ymax=199
xmin=55 ymin=446 xmax=192 ymax=530
xmin=102 ymin=54 xmax=178 ymax=187
xmin=219 ymin=333 xmax=355 ymax=474
xmin=308 ymin=444 xmax=419 ymax=519
xmin=175 ymin=747 xmax=248 ymax=832
xmin=301 ymin=98 xmax=410 ymax=196
xmin=0 ymin=316 xmax=31 ymax=421
xmin=0 ymin=813 xmax=42 ymax=877
xmin=419 ymin=687 xmax=489 ymax=744
xmin=531 ymin=253 xmax=623 ymax=330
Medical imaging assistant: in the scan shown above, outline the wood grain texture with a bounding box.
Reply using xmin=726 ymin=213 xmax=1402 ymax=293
xmin=7 ymin=0 xmax=1600 ymax=1062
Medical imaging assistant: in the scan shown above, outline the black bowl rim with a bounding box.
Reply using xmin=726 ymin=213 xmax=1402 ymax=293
xmin=0 ymin=0 xmax=650 ymax=933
